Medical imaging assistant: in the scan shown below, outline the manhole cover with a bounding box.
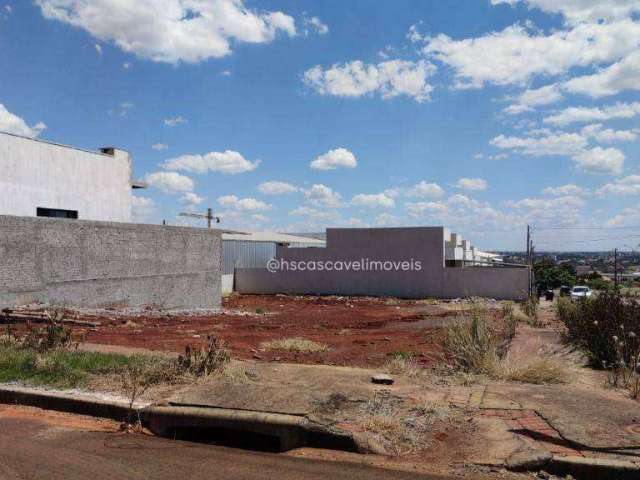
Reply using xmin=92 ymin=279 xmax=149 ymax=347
xmin=625 ymin=424 xmax=640 ymax=435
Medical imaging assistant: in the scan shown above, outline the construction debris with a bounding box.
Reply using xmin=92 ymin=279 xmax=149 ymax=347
xmin=0 ymin=309 xmax=101 ymax=328
xmin=371 ymin=373 xmax=394 ymax=385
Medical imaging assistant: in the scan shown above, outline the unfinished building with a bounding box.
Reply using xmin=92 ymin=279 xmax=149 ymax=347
xmin=0 ymin=131 xmax=144 ymax=222
xmin=0 ymin=133 xmax=221 ymax=310
xmin=235 ymin=227 xmax=528 ymax=300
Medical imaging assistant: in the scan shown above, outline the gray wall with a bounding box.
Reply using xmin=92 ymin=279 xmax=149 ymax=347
xmin=442 ymin=267 xmax=529 ymax=300
xmin=0 ymin=215 xmax=221 ymax=310
xmin=235 ymin=227 xmax=528 ymax=300
xmin=0 ymin=132 xmax=133 ymax=223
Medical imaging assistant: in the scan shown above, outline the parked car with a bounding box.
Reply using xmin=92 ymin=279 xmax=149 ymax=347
xmin=570 ymin=285 xmax=593 ymax=301
xmin=559 ymin=286 xmax=572 ymax=297
xmin=544 ymin=289 xmax=555 ymax=301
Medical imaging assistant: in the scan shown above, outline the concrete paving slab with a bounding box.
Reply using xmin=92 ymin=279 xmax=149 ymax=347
xmin=484 ymin=383 xmax=640 ymax=452
xmin=166 ymin=383 xmax=321 ymax=416
xmin=465 ymin=417 xmax=528 ymax=466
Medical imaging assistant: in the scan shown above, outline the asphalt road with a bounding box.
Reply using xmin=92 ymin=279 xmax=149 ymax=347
xmin=0 ymin=406 xmax=457 ymax=480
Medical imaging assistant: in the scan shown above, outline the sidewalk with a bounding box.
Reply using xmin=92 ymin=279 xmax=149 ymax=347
xmin=2 ymin=314 xmax=640 ymax=479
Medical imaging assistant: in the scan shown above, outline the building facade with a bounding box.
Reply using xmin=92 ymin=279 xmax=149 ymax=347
xmin=221 ymin=231 xmax=326 ymax=294
xmin=0 ymin=132 xmax=140 ymax=223
xmin=235 ymin=227 xmax=529 ymax=300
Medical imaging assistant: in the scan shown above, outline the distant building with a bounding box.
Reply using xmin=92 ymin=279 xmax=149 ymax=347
xmin=234 ymin=227 xmax=528 ymax=300
xmin=221 ymin=231 xmax=326 ymax=294
xmin=576 ymin=265 xmax=595 ymax=276
xmin=0 ymin=131 xmax=145 ymax=223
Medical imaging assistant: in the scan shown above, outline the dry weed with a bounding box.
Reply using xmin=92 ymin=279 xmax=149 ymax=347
xmin=261 ymin=337 xmax=329 ymax=353
xmin=498 ymin=356 xmax=571 ymax=384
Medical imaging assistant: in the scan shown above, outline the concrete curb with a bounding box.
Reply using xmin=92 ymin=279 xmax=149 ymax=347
xmin=0 ymin=386 xmax=377 ymax=454
xmin=547 ymin=455 xmax=640 ymax=480
xmin=0 ymin=385 xmax=140 ymax=421
xmin=505 ymin=450 xmax=640 ymax=479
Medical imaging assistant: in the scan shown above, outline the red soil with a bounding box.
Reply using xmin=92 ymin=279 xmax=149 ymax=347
xmin=6 ymin=295 xmax=472 ymax=368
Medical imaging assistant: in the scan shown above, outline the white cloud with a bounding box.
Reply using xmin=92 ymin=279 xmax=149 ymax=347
xmin=303 ymin=59 xmax=436 ymax=103
xmin=456 ymin=178 xmax=488 ymax=191
xmin=405 ymin=181 xmax=445 ymax=198
xmin=506 ymin=195 xmax=586 ymax=226
xmin=596 ymin=175 xmax=640 ymax=197
xmin=374 ymin=213 xmax=403 ymax=226
xmin=220 ymin=69 xmax=231 ymax=76
xmin=4 ymin=5 xmax=12 ymax=14
xmin=131 ymin=195 xmax=156 ymax=222
xmin=572 ymin=147 xmax=624 ymax=175
xmin=310 ymin=147 xmax=357 ymax=170
xmin=420 ymin=20 xmax=640 ymax=89
xmin=303 ymin=184 xmax=342 ymax=207
xmin=217 ymin=195 xmax=271 ymax=211
xmin=544 ymin=101 xmax=640 ymax=126
xmin=503 ymin=84 xmax=564 ymax=115
xmin=123 ymin=61 xmax=132 ymax=69
xmin=542 ymin=184 xmax=588 ymax=196
xmin=490 ymin=132 xmax=587 ymax=156
xmin=617 ymin=175 xmax=640 ymax=185
xmin=606 ymin=205 xmax=640 ymax=227
xmin=405 ymin=201 xmax=447 ymax=217
xmin=180 ymin=192 xmax=204 ymax=205
xmin=492 ymin=0 xmax=640 ymax=25
xmin=489 ymin=153 xmax=509 ymax=160
xmin=508 ymin=195 xmax=585 ymax=210
xmin=289 ymin=205 xmax=338 ymax=220
xmin=36 ymin=0 xmax=296 ymax=64
xmin=94 ymin=43 xmax=102 ymax=55
xmin=405 ymin=194 xmax=515 ymax=231
xmin=162 ymin=150 xmax=260 ymax=174
xmin=303 ymin=15 xmax=328 ymax=35
xmin=564 ymin=50 xmax=640 ymax=98
xmin=580 ymin=123 xmax=638 ymax=143
xmin=152 ymin=143 xmax=168 ymax=151
xmin=0 ymin=103 xmax=46 ymax=138
xmin=258 ymin=181 xmax=298 ymax=195
xmin=164 ymin=115 xmax=187 ymax=127
xmin=251 ymin=213 xmax=269 ymax=223
xmin=144 ymin=171 xmax=194 ymax=193
xmin=109 ymin=101 xmax=134 ymax=117
xmin=351 ymin=193 xmax=395 ymax=209
xmin=491 ymin=129 xmax=625 ymax=174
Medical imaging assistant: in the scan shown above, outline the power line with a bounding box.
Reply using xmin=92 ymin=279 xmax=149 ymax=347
xmin=532 ymin=225 xmax=640 ymax=230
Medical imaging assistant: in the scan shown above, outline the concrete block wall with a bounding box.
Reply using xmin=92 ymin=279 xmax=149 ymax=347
xmin=235 ymin=227 xmax=529 ymax=300
xmin=442 ymin=267 xmax=528 ymax=301
xmin=0 ymin=215 xmax=221 ymax=310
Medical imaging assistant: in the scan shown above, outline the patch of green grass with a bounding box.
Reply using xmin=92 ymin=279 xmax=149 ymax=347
xmin=0 ymin=343 xmax=168 ymax=389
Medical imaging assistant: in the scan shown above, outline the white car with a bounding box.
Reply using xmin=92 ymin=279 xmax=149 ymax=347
xmin=570 ymin=285 xmax=593 ymax=301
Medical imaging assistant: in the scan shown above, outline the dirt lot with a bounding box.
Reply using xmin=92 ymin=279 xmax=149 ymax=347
xmin=8 ymin=295 xmax=496 ymax=368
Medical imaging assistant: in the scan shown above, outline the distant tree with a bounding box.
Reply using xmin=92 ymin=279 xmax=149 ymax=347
xmin=578 ymin=271 xmax=614 ymax=291
xmin=534 ymin=258 xmax=576 ymax=291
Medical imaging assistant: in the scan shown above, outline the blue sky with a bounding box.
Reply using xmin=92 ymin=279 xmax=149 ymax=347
xmin=1 ymin=0 xmax=640 ymax=250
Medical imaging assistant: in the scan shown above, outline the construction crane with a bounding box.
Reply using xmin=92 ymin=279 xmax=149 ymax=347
xmin=178 ymin=208 xmax=220 ymax=229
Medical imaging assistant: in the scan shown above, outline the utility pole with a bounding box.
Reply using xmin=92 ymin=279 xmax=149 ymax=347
xmin=614 ymin=248 xmax=619 ymax=287
xmin=178 ymin=207 xmax=219 ymax=229
xmin=526 ymin=225 xmax=532 ymax=296
xmin=526 ymin=225 xmax=530 ymax=264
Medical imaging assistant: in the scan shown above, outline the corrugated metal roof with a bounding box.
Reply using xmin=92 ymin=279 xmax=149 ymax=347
xmin=222 ymin=231 xmax=326 ymax=244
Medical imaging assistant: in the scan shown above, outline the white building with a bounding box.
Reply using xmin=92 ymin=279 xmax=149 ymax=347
xmin=0 ymin=131 xmax=144 ymax=222
xmin=444 ymin=229 xmax=502 ymax=266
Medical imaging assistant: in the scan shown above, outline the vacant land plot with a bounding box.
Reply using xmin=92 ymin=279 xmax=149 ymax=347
xmin=2 ymin=295 xmax=500 ymax=368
